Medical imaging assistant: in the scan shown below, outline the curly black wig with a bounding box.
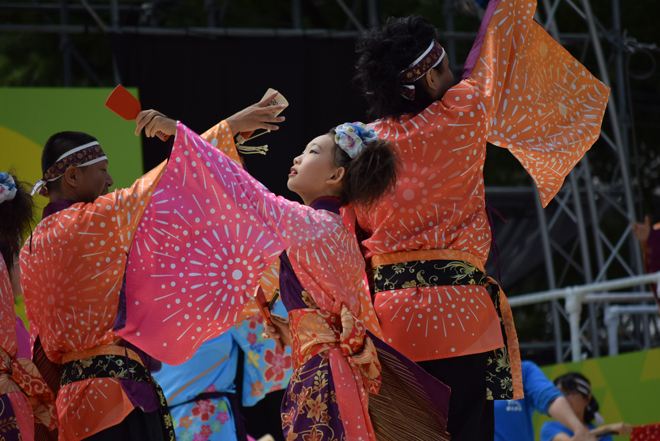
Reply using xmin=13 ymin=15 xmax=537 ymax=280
xmin=355 ymin=15 xmax=447 ymax=121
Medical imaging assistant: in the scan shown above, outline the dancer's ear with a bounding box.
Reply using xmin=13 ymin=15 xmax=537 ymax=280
xmin=423 ymin=68 xmax=442 ymax=96
xmin=326 ymin=167 xmax=345 ymax=186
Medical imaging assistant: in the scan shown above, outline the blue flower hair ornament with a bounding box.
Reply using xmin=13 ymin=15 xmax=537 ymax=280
xmin=334 ymin=123 xmax=379 ymax=159
xmin=0 ymin=172 xmax=17 ymax=204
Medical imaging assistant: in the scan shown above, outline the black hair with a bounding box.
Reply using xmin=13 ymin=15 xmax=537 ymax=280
xmin=355 ymin=15 xmax=446 ymax=121
xmin=554 ymin=372 xmax=599 ymax=425
xmin=42 ymin=131 xmax=97 ymax=194
xmin=329 ymin=130 xmax=400 ymax=209
xmin=0 ymin=171 xmax=35 ymax=271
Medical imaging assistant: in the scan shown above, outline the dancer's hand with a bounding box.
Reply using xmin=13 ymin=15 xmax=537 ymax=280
xmin=590 ymin=422 xmax=632 ymax=437
xmin=571 ymin=426 xmax=596 ymax=441
xmin=226 ymin=91 xmax=286 ymax=134
xmin=135 ymin=110 xmax=177 ymax=137
xmin=632 ymin=215 xmax=651 ymax=242
xmin=262 ymin=314 xmax=292 ymax=348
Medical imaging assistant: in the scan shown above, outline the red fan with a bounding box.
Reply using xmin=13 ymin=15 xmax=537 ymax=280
xmin=105 ymin=85 xmax=169 ymax=141
xmin=254 ymin=285 xmax=284 ymax=349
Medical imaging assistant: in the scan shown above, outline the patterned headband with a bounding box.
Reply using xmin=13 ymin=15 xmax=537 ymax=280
xmin=334 ymin=123 xmax=379 ymax=159
xmin=31 ymin=141 xmax=107 ymax=196
xmin=0 ymin=172 xmax=17 ymax=205
xmin=399 ymin=40 xmax=446 ymax=101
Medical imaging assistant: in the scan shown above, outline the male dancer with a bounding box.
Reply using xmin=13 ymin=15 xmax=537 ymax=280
xmin=20 ymin=96 xmax=284 ymax=440
xmin=352 ymin=1 xmax=609 ymax=439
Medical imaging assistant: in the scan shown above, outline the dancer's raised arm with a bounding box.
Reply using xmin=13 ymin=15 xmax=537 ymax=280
xmin=463 ymin=0 xmax=609 ymax=205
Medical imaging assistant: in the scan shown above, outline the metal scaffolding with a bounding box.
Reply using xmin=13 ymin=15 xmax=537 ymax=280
xmin=2 ymin=0 xmax=657 ymax=361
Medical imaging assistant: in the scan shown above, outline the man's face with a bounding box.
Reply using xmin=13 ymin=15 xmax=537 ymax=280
xmin=76 ymin=160 xmax=114 ymax=202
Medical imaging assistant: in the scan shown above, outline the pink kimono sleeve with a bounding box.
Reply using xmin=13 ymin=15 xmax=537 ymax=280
xmin=117 ymin=123 xmax=309 ymax=364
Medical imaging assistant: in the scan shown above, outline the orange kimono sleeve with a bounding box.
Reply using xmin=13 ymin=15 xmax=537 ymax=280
xmin=464 ymin=0 xmax=610 ymax=207
xmin=201 ymin=120 xmax=243 ymax=166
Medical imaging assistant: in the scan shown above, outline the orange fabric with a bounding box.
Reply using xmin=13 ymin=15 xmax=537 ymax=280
xmin=0 ymin=350 xmax=58 ymax=431
xmin=61 ymin=345 xmax=143 ymax=366
xmin=0 ymin=260 xmax=18 ymax=358
xmin=289 ymin=306 xmax=381 ymax=393
xmin=1 ymin=260 xmax=57 ymax=439
xmin=357 ymin=0 xmax=609 ymax=362
xmin=20 ymin=162 xmax=167 ymax=441
xmin=201 ymin=120 xmax=242 ymax=165
xmin=371 ymin=249 xmax=522 ymax=397
xmin=485 ymin=277 xmax=523 ymax=400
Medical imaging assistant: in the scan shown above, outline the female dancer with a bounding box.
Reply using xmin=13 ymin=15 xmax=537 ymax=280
xmin=351 ymin=2 xmax=610 ymax=439
xmin=116 ymin=116 xmax=451 ymax=441
xmin=0 ymin=172 xmax=57 ymax=440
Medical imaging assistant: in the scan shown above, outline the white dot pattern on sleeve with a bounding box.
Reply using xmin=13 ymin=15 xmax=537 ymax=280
xmin=356 ymin=0 xmax=608 ymax=361
xmin=119 ymin=123 xmax=383 ymax=364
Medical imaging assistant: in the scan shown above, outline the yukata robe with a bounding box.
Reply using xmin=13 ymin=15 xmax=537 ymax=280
xmin=154 ymin=315 xmax=292 ymax=441
xmin=116 ymin=123 xmax=451 ymax=441
xmin=0 ymin=258 xmax=57 ymax=440
xmin=353 ymin=0 xmax=609 ymax=398
xmin=19 ymin=119 xmax=251 ymax=441
xmin=19 ymin=163 xmax=167 ymax=440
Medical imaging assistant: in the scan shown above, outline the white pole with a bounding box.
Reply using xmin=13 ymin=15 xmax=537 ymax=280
xmin=566 ymin=287 xmax=583 ymax=362
xmin=604 ymin=306 xmax=620 ymax=356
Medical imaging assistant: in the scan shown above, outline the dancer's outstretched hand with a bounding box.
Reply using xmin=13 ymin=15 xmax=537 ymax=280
xmin=262 ymin=314 xmax=292 ymax=348
xmin=135 ymin=109 xmax=177 ymax=137
xmin=226 ymin=91 xmax=286 ymax=134
xmin=632 ymin=215 xmax=651 ymax=243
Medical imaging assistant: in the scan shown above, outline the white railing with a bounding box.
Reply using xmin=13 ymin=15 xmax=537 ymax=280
xmin=508 ymin=272 xmax=660 ymax=361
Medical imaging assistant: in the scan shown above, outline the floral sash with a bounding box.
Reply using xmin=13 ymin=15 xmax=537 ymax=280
xmin=289 ymin=306 xmax=381 ymax=394
xmin=0 ymin=348 xmax=57 ymax=431
xmin=289 ymin=305 xmax=382 ymax=441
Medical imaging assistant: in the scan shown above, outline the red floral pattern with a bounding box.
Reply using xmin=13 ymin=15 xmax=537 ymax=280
xmin=263 ymin=345 xmax=292 ymax=383
xmin=200 ymin=425 xmax=212 ymax=437
xmin=190 ymin=400 xmax=216 ymax=422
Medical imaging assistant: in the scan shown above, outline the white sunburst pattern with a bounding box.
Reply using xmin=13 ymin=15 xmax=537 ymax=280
xmin=119 ymin=122 xmax=380 ymax=365
xmin=19 ymin=160 xmax=166 ymax=439
xmin=355 ymin=0 xmax=609 ymax=362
